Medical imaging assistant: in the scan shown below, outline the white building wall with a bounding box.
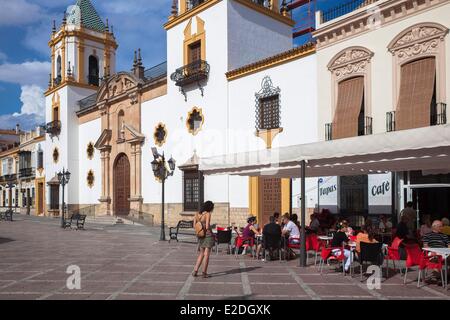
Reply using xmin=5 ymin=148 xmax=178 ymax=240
xmin=78 ymin=118 xmax=102 ymax=205
xmin=227 ymin=0 xmax=293 ymax=70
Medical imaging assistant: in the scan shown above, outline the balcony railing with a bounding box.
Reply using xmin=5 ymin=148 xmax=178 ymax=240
xmin=386 ymin=111 xmax=396 ymax=132
xmin=321 ymin=0 xmax=374 ymax=23
xmin=88 ymin=74 xmax=100 ymax=86
xmin=359 ymin=116 xmax=373 ymax=136
xmin=19 ymin=168 xmax=35 ymax=179
xmin=431 ymin=102 xmax=447 ymax=126
xmin=0 ymin=174 xmax=17 ymax=184
xmin=45 ymin=120 xmax=61 ymax=138
xmin=53 ymin=76 xmax=62 ymax=86
xmin=186 ymin=0 xmax=206 ymax=11
xmin=170 ymin=60 xmax=210 ymax=90
xmin=325 ymin=123 xmax=333 ymax=141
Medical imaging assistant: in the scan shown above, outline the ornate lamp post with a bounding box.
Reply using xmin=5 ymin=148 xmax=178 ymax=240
xmin=57 ymin=168 xmax=71 ymax=228
xmin=151 ymin=147 xmax=176 ymax=241
xmin=4 ymin=174 xmax=16 ymax=221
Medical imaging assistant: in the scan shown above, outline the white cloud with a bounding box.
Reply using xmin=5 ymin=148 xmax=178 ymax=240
xmin=14 ymin=85 xmax=45 ymax=116
xmin=0 ymin=0 xmax=43 ymax=26
xmin=0 ymin=85 xmax=45 ymax=130
xmin=0 ymin=60 xmax=50 ymax=87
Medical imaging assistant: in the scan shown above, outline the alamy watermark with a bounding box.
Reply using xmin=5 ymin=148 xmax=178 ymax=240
xmin=66 ymin=265 xmax=81 ymax=290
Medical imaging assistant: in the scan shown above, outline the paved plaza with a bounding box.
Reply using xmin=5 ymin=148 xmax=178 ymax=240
xmin=0 ymin=215 xmax=448 ymax=300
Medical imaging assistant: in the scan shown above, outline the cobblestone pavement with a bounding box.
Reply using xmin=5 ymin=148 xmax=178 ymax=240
xmin=0 ymin=215 xmax=449 ymax=300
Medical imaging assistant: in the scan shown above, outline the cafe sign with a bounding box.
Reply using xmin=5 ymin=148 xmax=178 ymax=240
xmin=368 ymin=173 xmax=392 ymax=214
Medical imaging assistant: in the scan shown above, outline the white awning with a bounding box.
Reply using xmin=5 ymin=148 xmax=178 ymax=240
xmin=199 ymin=124 xmax=450 ymax=178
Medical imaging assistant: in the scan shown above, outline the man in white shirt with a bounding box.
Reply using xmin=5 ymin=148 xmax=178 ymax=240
xmin=282 ymin=213 xmax=300 ymax=244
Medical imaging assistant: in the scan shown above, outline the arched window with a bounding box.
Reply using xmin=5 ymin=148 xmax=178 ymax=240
xmin=117 ymin=110 xmax=125 ymax=141
xmin=56 ymin=55 xmax=62 ymax=85
xmin=88 ymin=55 xmax=99 ymax=86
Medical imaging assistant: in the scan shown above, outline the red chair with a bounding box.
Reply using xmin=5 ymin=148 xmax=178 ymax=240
xmin=418 ymin=252 xmax=445 ymax=288
xmin=318 ymin=246 xmax=345 ymax=275
xmin=308 ymin=234 xmax=324 ymax=265
xmin=385 ymin=237 xmax=404 ymax=278
xmin=234 ymin=236 xmax=255 ymax=258
xmin=286 ymin=236 xmax=301 ymax=260
xmin=216 ymin=226 xmax=227 ymax=231
xmin=403 ymin=243 xmax=423 ymax=284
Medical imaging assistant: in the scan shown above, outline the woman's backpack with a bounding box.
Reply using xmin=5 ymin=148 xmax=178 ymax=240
xmin=195 ymin=212 xmax=206 ymax=238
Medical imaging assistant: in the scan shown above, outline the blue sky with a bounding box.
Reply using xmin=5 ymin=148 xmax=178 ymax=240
xmin=0 ymin=0 xmax=356 ymax=131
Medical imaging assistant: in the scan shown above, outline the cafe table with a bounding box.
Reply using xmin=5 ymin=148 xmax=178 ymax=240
xmin=318 ymin=235 xmax=333 ymax=247
xmin=422 ymin=247 xmax=450 ymax=289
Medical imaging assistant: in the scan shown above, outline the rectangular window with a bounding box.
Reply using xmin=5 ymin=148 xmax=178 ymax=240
xmin=396 ymin=57 xmax=436 ymax=130
xmin=50 ymin=185 xmax=59 ymax=210
xmin=37 ymin=150 xmax=44 ymax=169
xmin=333 ymin=76 xmax=364 ymax=139
xmin=188 ymin=41 xmax=201 ymax=64
xmin=258 ymin=94 xmax=280 ymax=130
xmin=183 ymin=169 xmax=204 ymax=212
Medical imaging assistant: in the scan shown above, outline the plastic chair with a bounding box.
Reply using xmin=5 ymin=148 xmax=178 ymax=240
xmin=235 ymin=236 xmax=255 ymax=258
xmin=318 ymin=246 xmax=345 ymax=275
xmin=403 ymin=243 xmax=423 ymax=284
xmin=215 ymin=229 xmax=232 ymax=255
xmin=418 ymin=252 xmax=445 ymax=288
xmin=385 ymin=237 xmax=404 ymax=278
xmin=358 ymin=242 xmax=384 ymax=281
xmin=263 ymin=233 xmax=282 ymax=262
xmin=308 ymin=234 xmax=324 ymax=265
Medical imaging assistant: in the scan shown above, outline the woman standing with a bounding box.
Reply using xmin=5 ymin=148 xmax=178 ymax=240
xmin=193 ymin=201 xmax=215 ymax=278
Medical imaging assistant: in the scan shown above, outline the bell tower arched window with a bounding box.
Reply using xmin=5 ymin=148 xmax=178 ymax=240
xmin=88 ymin=55 xmax=99 ymax=86
xmin=56 ymin=55 xmax=62 ymax=85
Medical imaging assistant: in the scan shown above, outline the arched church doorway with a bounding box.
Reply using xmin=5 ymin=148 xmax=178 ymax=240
xmin=114 ymin=153 xmax=130 ymax=216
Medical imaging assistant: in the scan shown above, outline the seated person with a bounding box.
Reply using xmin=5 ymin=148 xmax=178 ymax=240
xmin=262 ymin=216 xmax=282 ymax=260
xmin=291 ymin=214 xmax=301 ymax=230
xmin=282 ymin=213 xmax=300 ymax=244
xmin=395 ymin=215 xmax=409 ymax=240
xmin=440 ymin=218 xmax=450 ymax=236
xmin=378 ymin=215 xmax=392 ymax=233
xmin=273 ymin=212 xmax=280 ymax=225
xmin=309 ymin=213 xmax=320 ymax=234
xmin=331 ymin=220 xmax=352 ymax=272
xmin=423 ymin=220 xmax=450 ymax=248
xmin=239 ymin=216 xmax=263 ymax=257
xmin=355 ymin=224 xmax=378 ymax=255
xmin=419 ymin=214 xmax=432 ymax=237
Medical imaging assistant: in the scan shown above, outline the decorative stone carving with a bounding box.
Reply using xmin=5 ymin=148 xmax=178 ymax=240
xmin=328 ymin=47 xmax=373 ymax=80
xmin=96 ymin=72 xmax=140 ymax=102
xmin=388 ymin=23 xmax=448 ymax=62
xmin=128 ymin=91 xmax=139 ymax=105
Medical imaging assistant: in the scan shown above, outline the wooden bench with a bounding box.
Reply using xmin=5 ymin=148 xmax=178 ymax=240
xmin=169 ymin=220 xmax=194 ymax=242
xmin=0 ymin=210 xmax=13 ymax=221
xmin=63 ymin=214 xmax=87 ymax=230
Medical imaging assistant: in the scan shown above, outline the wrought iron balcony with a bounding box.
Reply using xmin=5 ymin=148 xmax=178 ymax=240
xmin=431 ymin=102 xmax=447 ymax=126
xmin=185 ymin=0 xmax=206 ymax=11
xmin=88 ymin=74 xmax=100 ymax=86
xmin=321 ymin=0 xmax=377 ymax=23
xmin=45 ymin=120 xmax=61 ymax=138
xmin=170 ymin=60 xmax=210 ymax=88
xmin=358 ymin=116 xmax=372 ymax=136
xmin=19 ymin=168 xmax=35 ymax=179
xmin=53 ymin=76 xmax=62 ymax=86
xmin=386 ymin=111 xmax=396 ymax=132
xmin=325 ymin=123 xmax=333 ymax=141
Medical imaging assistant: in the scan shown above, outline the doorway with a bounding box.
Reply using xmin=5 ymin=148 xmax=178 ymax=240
xmin=114 ymin=153 xmax=130 ymax=216
xmin=412 ymin=187 xmax=450 ymax=221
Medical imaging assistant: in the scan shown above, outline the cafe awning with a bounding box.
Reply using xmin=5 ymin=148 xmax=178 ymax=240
xmin=199 ymin=124 xmax=450 ymax=178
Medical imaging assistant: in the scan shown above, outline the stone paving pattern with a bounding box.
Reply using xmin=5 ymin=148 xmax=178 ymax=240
xmin=0 ymin=216 xmax=449 ymax=300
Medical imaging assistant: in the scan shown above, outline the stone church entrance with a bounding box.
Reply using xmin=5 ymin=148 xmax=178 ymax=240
xmin=114 ymin=153 xmax=130 ymax=216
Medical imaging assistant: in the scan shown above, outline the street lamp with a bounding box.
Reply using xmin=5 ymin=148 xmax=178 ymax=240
xmin=4 ymin=174 xmax=16 ymax=221
xmin=57 ymin=168 xmax=71 ymax=228
xmin=151 ymin=147 xmax=176 ymax=241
